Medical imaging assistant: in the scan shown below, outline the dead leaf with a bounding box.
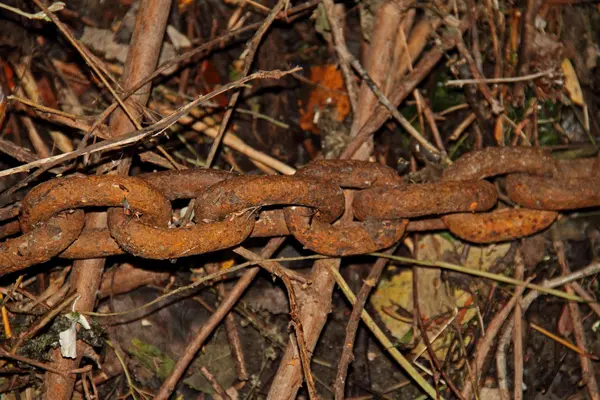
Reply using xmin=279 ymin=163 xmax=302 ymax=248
xmin=558 ymin=305 xmax=573 ymax=337
xmin=371 ymin=233 xmax=511 ymax=361
xmin=520 ymin=234 xmax=547 ymax=270
xmin=299 ymin=65 xmax=350 ymax=134
xmin=562 ymin=58 xmax=584 ymax=106
xmin=50 ymin=131 xmax=74 ymax=153
xmin=166 ymin=25 xmax=192 ymax=50
xmin=494 ymin=115 xmax=504 ymax=146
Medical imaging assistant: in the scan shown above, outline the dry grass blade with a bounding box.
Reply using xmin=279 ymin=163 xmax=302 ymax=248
xmin=369 ymin=253 xmax=585 ymax=302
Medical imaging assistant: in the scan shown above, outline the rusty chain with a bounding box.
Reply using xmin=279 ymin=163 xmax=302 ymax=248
xmin=1 ymin=147 xmax=598 ymax=276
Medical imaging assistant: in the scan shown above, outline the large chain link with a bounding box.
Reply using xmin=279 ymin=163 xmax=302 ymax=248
xmin=1 ymin=147 xmax=598 ymax=276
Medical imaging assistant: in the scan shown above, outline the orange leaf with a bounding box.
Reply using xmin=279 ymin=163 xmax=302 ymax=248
xmin=299 ymin=64 xmax=350 ymax=134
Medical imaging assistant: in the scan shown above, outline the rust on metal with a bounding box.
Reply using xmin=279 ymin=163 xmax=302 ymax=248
xmin=0 ymin=220 xmax=20 ymax=240
xmin=21 ymin=175 xmax=172 ymax=229
xmin=406 ymin=218 xmax=447 ymax=232
xmin=194 ymin=175 xmax=345 ymax=223
xmin=0 ymin=211 xmax=84 ymax=274
xmin=251 ymin=209 xmax=290 ymax=237
xmin=506 ymin=174 xmax=600 ymax=210
xmin=442 ymin=208 xmax=558 ymax=243
xmin=59 ymin=229 xmax=124 ymax=259
xmin=442 ymin=147 xmax=555 ymax=181
xmin=554 ymin=157 xmax=596 ymax=179
xmin=353 ymin=180 xmax=498 ymax=220
xmin=284 ymin=206 xmax=407 ymax=256
xmin=251 ymin=210 xmax=445 ymax=237
xmin=107 ymin=210 xmax=254 ymax=259
xmin=295 ymin=160 xmax=403 ymax=187
xmin=17 ymin=175 xmax=172 ymax=268
xmin=59 ymin=169 xmax=238 ymax=259
xmin=141 ymin=168 xmax=235 ymax=200
xmin=286 ymin=160 xmax=407 ymax=256
xmin=1 ymin=152 xmax=598 ymax=272
xmin=61 ymin=211 xmax=288 ymax=259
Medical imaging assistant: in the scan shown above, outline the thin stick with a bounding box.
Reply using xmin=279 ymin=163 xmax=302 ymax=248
xmin=0 ymin=68 xmax=298 ymax=178
xmin=512 ymin=249 xmax=525 ymax=400
xmin=513 ymin=0 xmax=540 ymax=105
xmin=328 ymin=265 xmax=439 ymax=399
xmin=368 ymin=253 xmax=584 ymax=302
xmin=153 ymin=237 xmax=285 ymax=400
xmin=461 ymin=277 xmax=532 ymax=399
xmin=276 ymin=259 xmax=319 ymax=400
xmin=445 ymin=69 xmax=554 ymax=86
xmin=204 ymin=262 xmax=249 ymax=381
xmin=342 ymin=46 xmax=441 ymax=159
xmin=233 ymin=247 xmax=309 ymax=284
xmin=448 ymin=112 xmax=476 ymax=141
xmin=8 ymin=95 xmax=86 ymax=120
xmin=496 ymin=308 xmax=511 ymax=400
xmin=0 ymin=1 xmax=64 ymax=20
xmin=483 ymin=0 xmax=501 ymax=80
xmin=322 ymin=0 xmax=359 ymax=113
xmin=0 ymin=348 xmax=67 ymax=375
xmin=185 ymin=116 xmax=296 ymax=175
xmin=333 ymin=246 xmax=396 ymax=399
xmin=416 ymin=91 xmax=447 ymax=153
xmin=570 ymin=283 xmax=600 ymax=318
xmin=204 ymin=0 xmax=287 ymax=167
xmin=266 ymin=257 xmax=341 ymax=399
xmin=454 ymin=34 xmax=503 ymax=114
xmin=339 ymin=18 xmax=468 ymax=160
xmin=496 ymin=260 xmax=600 ymax=400
xmin=112 ymin=0 xmax=319 ymax=105
xmin=200 ymin=366 xmax=231 ymax=400
xmin=530 ymin=323 xmax=599 ymax=360
xmin=30 ymin=0 xmax=141 ymax=131
xmin=413 ymin=263 xmax=465 ymax=399
xmin=553 ymin=240 xmax=600 ymax=400
xmin=85 ymin=251 xmax=325 ymax=318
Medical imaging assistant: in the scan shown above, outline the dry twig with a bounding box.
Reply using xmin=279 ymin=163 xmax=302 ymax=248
xmin=154 ymin=238 xmax=285 ymax=400
xmin=333 ymin=246 xmax=396 ymax=399
xmin=204 ymin=0 xmax=288 ymax=167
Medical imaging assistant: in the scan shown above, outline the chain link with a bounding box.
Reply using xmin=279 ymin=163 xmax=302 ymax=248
xmin=1 ymin=147 xmax=598 ymax=276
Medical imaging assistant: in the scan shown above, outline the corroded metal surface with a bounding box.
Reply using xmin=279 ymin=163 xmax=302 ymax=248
xmin=108 ymin=209 xmax=254 ymax=259
xmin=295 ymin=159 xmax=403 ymax=187
xmin=506 ymin=174 xmax=600 ymax=210
xmin=286 ymin=161 xmax=407 ymax=256
xmin=16 ymin=175 xmax=172 ymax=268
xmin=439 ymin=148 xmax=590 ymax=242
xmin=442 ymin=147 xmax=555 ymax=181
xmin=20 ymin=175 xmax=171 ymax=229
xmin=141 ymin=168 xmax=235 ymax=200
xmin=353 ymin=180 xmax=498 ymax=220
xmin=194 ymin=175 xmax=345 ymax=223
xmin=0 ymin=211 xmax=84 ymax=275
xmin=285 ymin=206 xmax=408 ymax=256
xmin=2 ymin=150 xmax=598 ymax=274
xmin=555 ymin=157 xmax=596 ymax=179
xmin=442 ymin=209 xmax=558 ymax=243
xmin=59 ymin=229 xmax=123 ymax=259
